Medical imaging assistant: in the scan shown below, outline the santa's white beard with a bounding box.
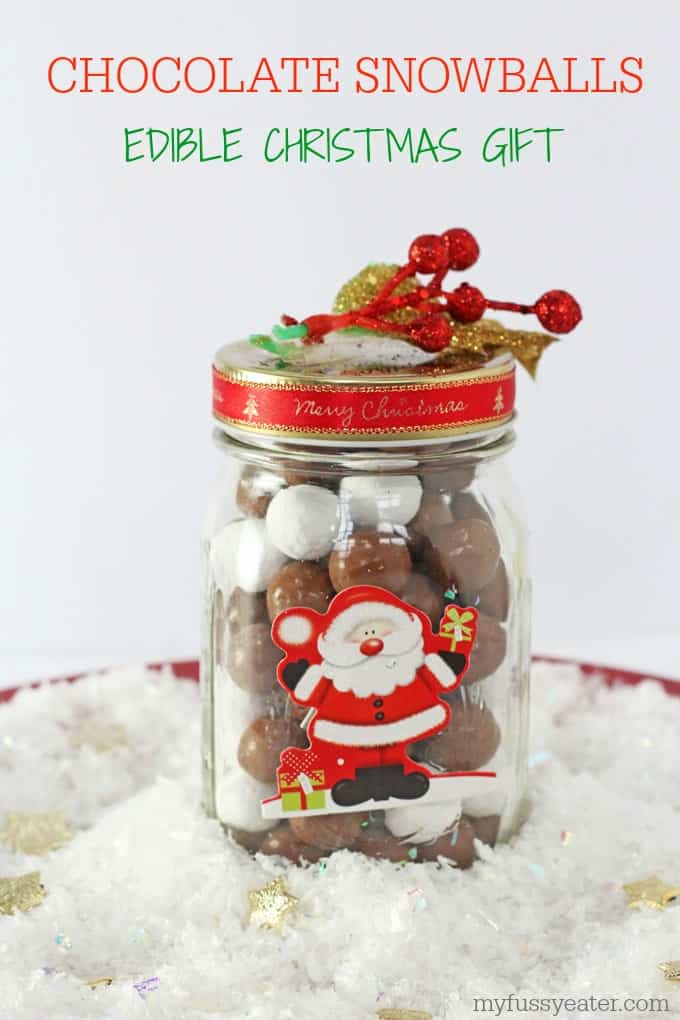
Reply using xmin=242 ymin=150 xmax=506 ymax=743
xmin=322 ymin=641 xmax=425 ymax=698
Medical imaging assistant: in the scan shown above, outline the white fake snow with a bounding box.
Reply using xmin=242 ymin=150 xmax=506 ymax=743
xmin=1 ymin=662 xmax=679 ymax=1019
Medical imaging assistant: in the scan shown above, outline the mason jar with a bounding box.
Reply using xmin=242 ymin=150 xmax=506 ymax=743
xmin=201 ymin=337 xmax=529 ymax=866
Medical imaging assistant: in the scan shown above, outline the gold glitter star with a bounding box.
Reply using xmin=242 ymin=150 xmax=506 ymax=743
xmin=69 ymin=720 xmax=128 ymax=752
xmin=247 ymin=876 xmax=298 ymax=930
xmin=0 ymin=871 xmax=46 ymax=914
xmin=377 ymin=1010 xmax=433 ymax=1020
xmin=658 ymin=961 xmax=680 ymax=982
xmin=623 ymin=876 xmax=680 ymax=910
xmin=334 ymin=264 xmax=419 ymax=325
xmin=0 ymin=811 xmax=72 ymax=855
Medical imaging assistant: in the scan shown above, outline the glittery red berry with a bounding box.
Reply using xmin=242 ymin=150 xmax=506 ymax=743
xmin=534 ymin=290 xmax=582 ymax=334
xmin=447 ymin=284 xmax=486 ymax=323
xmin=409 ymin=314 xmax=451 ymax=352
xmin=442 ymin=228 xmax=480 ymax=271
xmin=409 ymin=234 xmax=449 ymax=274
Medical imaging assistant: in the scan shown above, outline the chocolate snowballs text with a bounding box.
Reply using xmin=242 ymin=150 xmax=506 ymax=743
xmin=47 ymin=54 xmax=643 ymax=95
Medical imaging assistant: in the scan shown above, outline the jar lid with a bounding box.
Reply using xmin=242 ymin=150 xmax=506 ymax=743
xmin=212 ymin=227 xmax=581 ymax=447
xmin=212 ymin=334 xmax=515 ymax=446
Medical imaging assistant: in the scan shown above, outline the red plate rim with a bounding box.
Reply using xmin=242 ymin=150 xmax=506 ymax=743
xmin=1 ymin=655 xmax=679 ymax=705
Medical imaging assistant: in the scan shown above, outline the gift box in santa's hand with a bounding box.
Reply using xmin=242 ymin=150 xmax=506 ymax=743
xmin=269 ymin=584 xmax=478 ymax=810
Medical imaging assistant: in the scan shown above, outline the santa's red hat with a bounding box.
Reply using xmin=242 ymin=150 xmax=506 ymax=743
xmin=271 ymin=584 xmax=430 ymax=663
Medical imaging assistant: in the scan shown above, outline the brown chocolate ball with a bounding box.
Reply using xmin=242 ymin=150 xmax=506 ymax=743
xmin=290 ymin=811 xmax=367 ymax=850
xmin=225 ymin=825 xmax=271 ymax=853
xmin=452 ymin=491 xmax=492 ymax=525
xmin=476 ymin=560 xmax=510 ymax=622
xmin=422 ymin=464 xmax=476 ymax=493
xmin=266 ymin=561 xmax=334 ymax=621
xmin=402 ymin=572 xmax=445 ymax=629
xmin=424 ymin=698 xmax=501 ymax=772
xmin=423 ymin=519 xmax=500 ymax=593
xmin=329 ymin=529 xmax=411 ymax=594
xmin=417 ymin=816 xmax=477 ymax=868
xmin=411 ymin=491 xmax=454 ymax=535
xmin=461 ymin=613 xmax=507 ymax=685
xmin=469 ymin=814 xmax=501 ymax=847
xmin=227 ymin=622 xmax=282 ymax=693
xmin=259 ymin=823 xmax=326 ymax=863
xmin=355 ymin=828 xmax=416 ymax=862
xmin=236 ymin=465 xmax=285 ymax=518
xmin=226 ymin=587 xmax=267 ymax=634
xmin=237 ymin=716 xmax=305 ymax=783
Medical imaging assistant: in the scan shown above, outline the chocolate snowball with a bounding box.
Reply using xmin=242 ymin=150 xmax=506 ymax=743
xmin=417 ymin=815 xmax=477 ymax=868
xmin=355 ymin=828 xmax=416 ymax=862
xmin=211 ymin=518 xmax=288 ymax=593
xmin=226 ymin=825 xmax=271 ymax=853
xmin=469 ymin=814 xmax=501 ymax=847
xmin=329 ymin=528 xmax=412 ymax=594
xmin=424 ymin=698 xmax=501 ymax=772
xmin=237 ymin=716 xmax=305 ymax=784
xmin=402 ymin=572 xmax=445 ymax=629
xmin=289 ymin=811 xmax=367 ymax=850
xmin=235 ymin=464 xmax=285 ymax=518
xmin=410 ymin=491 xmax=454 ymax=534
xmin=424 ymin=519 xmax=500 ymax=593
xmin=266 ymin=561 xmax=334 ymax=621
xmin=461 ymin=613 xmax=507 ymax=685
xmin=266 ymin=485 xmax=341 ymax=560
xmin=339 ymin=475 xmax=422 ymax=527
xmin=422 ymin=464 xmax=476 ymax=494
xmin=476 ymin=560 xmax=510 ymax=622
xmin=227 ymin=622 xmax=282 ymax=693
xmin=452 ymin=490 xmax=492 ymax=526
xmin=226 ymin=587 xmax=267 ymax=634
xmin=259 ymin=823 xmax=326 ymax=863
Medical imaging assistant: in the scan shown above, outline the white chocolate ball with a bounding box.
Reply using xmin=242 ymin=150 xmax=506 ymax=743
xmin=215 ymin=767 xmax=275 ymax=833
xmin=385 ymin=799 xmax=462 ymax=844
xmin=340 ymin=475 xmax=422 ymax=527
xmin=266 ymin=485 xmax=340 ymax=560
xmin=210 ymin=518 xmax=287 ymax=593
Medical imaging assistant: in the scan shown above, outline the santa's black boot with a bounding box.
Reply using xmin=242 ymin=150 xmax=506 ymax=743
xmin=331 ymin=768 xmax=376 ymax=807
xmin=385 ymin=765 xmax=430 ymax=800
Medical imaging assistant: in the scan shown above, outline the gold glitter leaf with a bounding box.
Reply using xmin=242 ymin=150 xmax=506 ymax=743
xmin=623 ymin=875 xmax=680 ymax=910
xmin=334 ymin=264 xmax=419 ymax=324
xmin=449 ymin=318 xmax=555 ymax=378
xmin=0 ymin=811 xmax=72 ymax=855
xmin=377 ymin=1010 xmax=433 ymax=1020
xmin=0 ymin=871 xmax=46 ymax=914
xmin=247 ymin=876 xmax=297 ymax=930
xmin=658 ymin=961 xmax=680 ymax=982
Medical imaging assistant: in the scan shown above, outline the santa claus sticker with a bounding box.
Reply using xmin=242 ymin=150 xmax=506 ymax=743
xmin=261 ymin=585 xmax=499 ymax=820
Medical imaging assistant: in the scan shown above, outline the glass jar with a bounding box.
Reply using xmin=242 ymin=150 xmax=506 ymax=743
xmin=202 ymin=338 xmax=529 ymax=866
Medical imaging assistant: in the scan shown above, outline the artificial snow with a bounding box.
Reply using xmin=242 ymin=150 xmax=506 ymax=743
xmin=1 ymin=663 xmax=680 ymax=1020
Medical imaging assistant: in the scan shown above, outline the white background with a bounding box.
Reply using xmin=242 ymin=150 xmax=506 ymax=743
xmin=2 ymin=1 xmax=678 ymax=686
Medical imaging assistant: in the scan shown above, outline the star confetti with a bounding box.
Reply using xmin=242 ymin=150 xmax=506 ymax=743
xmin=248 ymin=877 xmax=297 ymax=930
xmin=623 ymin=876 xmax=680 ymax=911
xmin=658 ymin=961 xmax=680 ymax=982
xmin=0 ymin=811 xmax=72 ymax=855
xmin=85 ymin=977 xmax=114 ymax=990
xmin=377 ymin=1010 xmax=433 ymax=1020
xmin=69 ymin=719 xmax=128 ymax=752
xmin=0 ymin=871 xmax=46 ymax=914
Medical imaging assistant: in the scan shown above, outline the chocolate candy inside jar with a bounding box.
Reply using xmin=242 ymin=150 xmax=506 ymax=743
xmin=202 ymin=230 xmax=581 ymax=868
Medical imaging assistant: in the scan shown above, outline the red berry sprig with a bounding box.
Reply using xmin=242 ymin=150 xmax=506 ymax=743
xmin=280 ymin=228 xmax=581 ymax=352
